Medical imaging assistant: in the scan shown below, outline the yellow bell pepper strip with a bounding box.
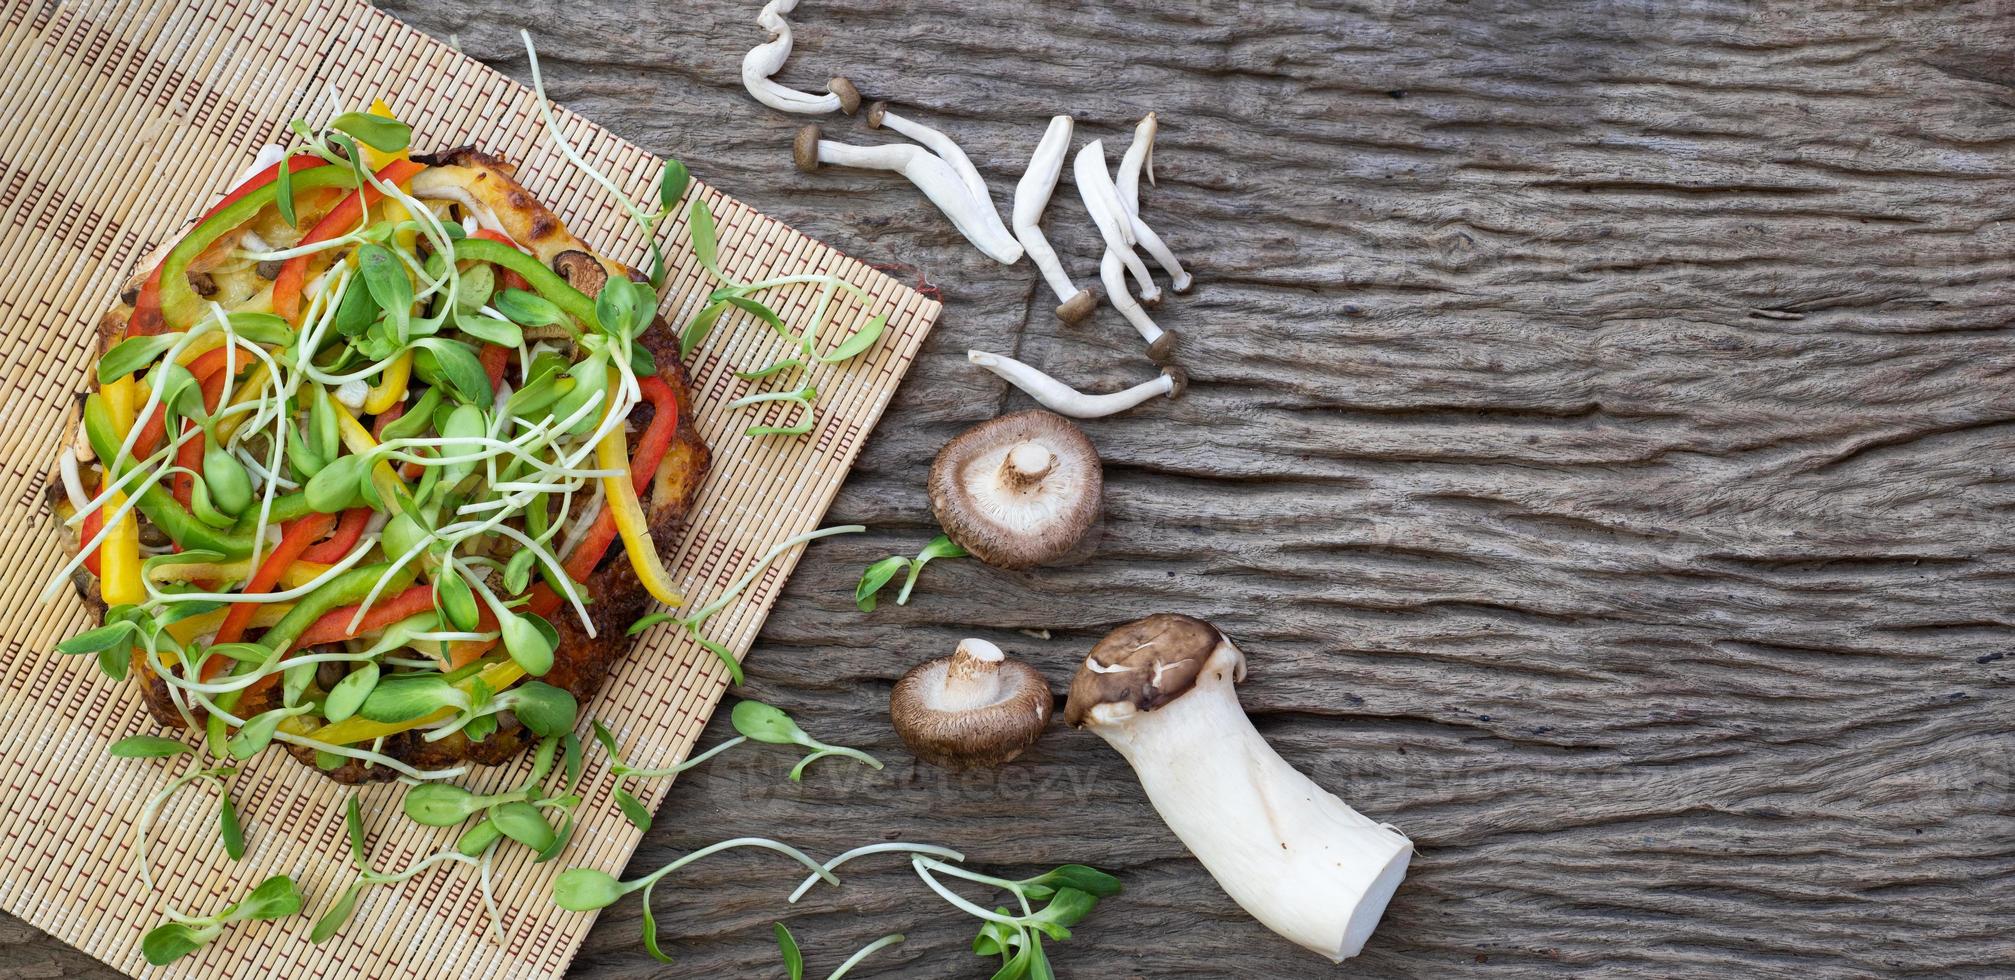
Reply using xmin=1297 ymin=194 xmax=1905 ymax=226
xmin=329 ymin=392 xmax=411 ymax=515
xmin=162 ymin=604 xmax=294 ymax=647
xmin=361 ymin=99 xmax=410 ymax=171
xmin=83 ymin=394 xmax=257 ymax=559
xmin=363 ymin=350 xmax=412 ymax=415
xmin=89 ymin=376 xmax=146 ymax=603
xmin=147 ymin=559 xmax=334 ymax=590
xmin=303 ymin=659 xmax=526 ymax=746
xmin=593 ymin=371 xmax=682 ymax=606
xmin=158 ymin=164 xmax=358 ymax=331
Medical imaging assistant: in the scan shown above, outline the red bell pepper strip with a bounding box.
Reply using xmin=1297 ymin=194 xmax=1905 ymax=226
xmin=300 ymin=507 xmax=372 ymax=564
xmin=560 ymin=375 xmax=683 ymax=580
xmin=272 ymin=159 xmax=427 ymax=322
xmin=288 ymin=581 xmax=435 ymax=651
xmin=168 ymin=348 xmax=241 ymax=508
xmin=80 ymin=506 xmax=104 ymax=576
xmin=208 ymin=512 xmax=337 ymax=672
xmin=128 ymin=154 xmax=329 ymax=337
xmin=480 ymin=342 xmax=511 ymax=394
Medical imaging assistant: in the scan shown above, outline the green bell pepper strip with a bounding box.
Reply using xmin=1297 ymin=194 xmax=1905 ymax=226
xmin=448 ymin=238 xmax=598 ymax=331
xmin=232 ymin=491 xmax=317 ymax=530
xmin=255 ymin=561 xmax=416 ymax=655
xmin=159 ymin=165 xmax=362 ymax=331
xmin=83 ymin=394 xmax=256 ymax=559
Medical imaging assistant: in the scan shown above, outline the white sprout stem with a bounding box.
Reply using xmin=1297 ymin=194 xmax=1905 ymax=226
xmin=682 ymin=525 xmax=864 ymax=626
xmin=134 ymin=764 xmax=232 ymax=915
xmin=1072 ymin=141 xmax=1159 ymax=303
xmin=636 ymin=837 xmax=840 ymax=890
xmin=813 ymin=139 xmax=1023 ymax=264
xmin=910 ymin=857 xmax=1023 ymax=926
xmin=524 ymin=30 xmax=654 ymax=231
xmin=966 ymin=349 xmax=1176 ymax=419
xmin=1011 ymin=115 xmax=1083 ymax=306
xmin=742 ymin=1 xmax=844 ymax=114
xmin=826 ymin=934 xmax=906 ymax=980
xmin=788 ymin=842 xmax=967 ymax=903
xmin=141 ymin=537 xmax=372 ymax=605
xmin=620 ymin=734 xmax=748 ymax=779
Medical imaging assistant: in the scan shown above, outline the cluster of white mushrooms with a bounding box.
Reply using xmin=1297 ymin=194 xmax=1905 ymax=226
xmin=741 ymin=4 xmax=1412 ymax=965
xmin=740 ymin=2 xmax=1191 ymax=419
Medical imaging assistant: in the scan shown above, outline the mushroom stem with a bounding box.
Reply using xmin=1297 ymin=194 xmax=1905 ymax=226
xmin=1114 ymin=114 xmax=1192 ymax=292
xmin=1012 ymin=115 xmax=1096 ymax=322
xmin=1101 ymin=249 xmax=1177 ymax=364
xmin=1073 ymin=624 xmax=1412 ymax=962
xmin=941 ymin=639 xmax=1008 ymax=708
xmin=798 ymin=129 xmax=1024 ymax=264
xmin=1000 ymin=443 xmax=1055 ymax=487
xmin=743 ymin=0 xmax=859 ymax=115
xmin=1072 ymin=141 xmax=1160 ymax=304
xmin=967 ymin=349 xmax=1185 ymax=418
xmin=867 ymin=103 xmax=1022 ymax=265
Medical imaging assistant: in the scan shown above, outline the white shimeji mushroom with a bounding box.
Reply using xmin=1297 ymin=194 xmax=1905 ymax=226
xmin=742 ymin=0 xmax=861 ymax=115
xmin=796 ymin=127 xmax=1024 ymax=264
xmin=1072 ymin=140 xmax=1160 ymax=305
xmin=1012 ymin=115 xmax=1098 ymax=324
xmin=1065 ymin=615 xmax=1413 ymax=964
xmin=1113 ymin=113 xmax=1191 ymax=292
xmin=865 ymin=102 xmax=1022 ymax=266
xmin=966 ymin=349 xmax=1184 ymax=419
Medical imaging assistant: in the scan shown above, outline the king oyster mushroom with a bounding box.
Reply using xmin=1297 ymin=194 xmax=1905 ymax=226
xmin=890 ymin=637 xmax=1052 ymax=769
xmin=1064 ymin=614 xmax=1413 ymax=963
xmin=927 ymin=410 xmax=1102 ymax=569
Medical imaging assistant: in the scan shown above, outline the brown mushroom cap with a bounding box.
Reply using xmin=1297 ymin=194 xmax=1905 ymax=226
xmin=1163 ymin=364 xmax=1188 ymax=399
xmin=550 ymin=249 xmax=608 ymax=297
xmin=864 ymin=100 xmax=890 ymax=129
xmin=1063 ymin=614 xmax=1244 ymax=728
xmin=1055 ymin=287 xmax=1099 ymax=325
xmin=793 ymin=125 xmax=823 ymax=173
xmin=928 ymin=410 xmax=1102 ymax=570
xmin=829 ymin=76 xmax=863 ymax=115
xmin=890 ymin=639 xmax=1053 ymax=770
xmin=1146 ymin=329 xmax=1180 ymax=365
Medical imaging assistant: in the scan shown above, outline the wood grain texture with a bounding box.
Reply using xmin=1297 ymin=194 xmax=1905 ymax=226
xmin=7 ymin=0 xmax=2011 ymax=977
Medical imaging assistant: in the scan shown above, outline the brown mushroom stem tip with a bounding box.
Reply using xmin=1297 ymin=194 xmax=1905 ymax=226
xmin=1164 ymin=365 xmax=1188 ymax=398
xmin=793 ymin=125 xmax=823 ymax=173
xmin=1055 ymin=288 xmax=1098 ymax=324
xmin=1000 ymin=443 xmax=1055 ymax=488
xmin=829 ymin=76 xmax=863 ymax=115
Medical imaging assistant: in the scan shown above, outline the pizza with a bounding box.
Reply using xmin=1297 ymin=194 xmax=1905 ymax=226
xmin=47 ymin=107 xmax=708 ymax=783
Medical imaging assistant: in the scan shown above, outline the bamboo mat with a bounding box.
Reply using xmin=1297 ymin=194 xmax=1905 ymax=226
xmin=0 ymin=1 xmax=940 ymax=977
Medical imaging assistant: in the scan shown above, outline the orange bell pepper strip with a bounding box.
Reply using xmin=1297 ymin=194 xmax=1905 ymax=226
xmin=271 ymin=159 xmax=427 ymax=322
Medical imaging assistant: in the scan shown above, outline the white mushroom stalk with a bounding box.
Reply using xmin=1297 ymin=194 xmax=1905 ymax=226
xmin=967 ymin=349 xmax=1184 ymax=419
xmin=1113 ymin=113 xmax=1191 ymax=293
xmin=1072 ymin=140 xmax=1159 ymax=305
xmin=1065 ymin=616 xmax=1412 ymax=963
xmin=1012 ymin=115 xmax=1097 ymax=324
xmin=742 ymin=0 xmax=862 ymax=115
xmin=796 ymin=127 xmax=1024 ymax=264
xmin=865 ymin=102 xmax=1022 ymax=267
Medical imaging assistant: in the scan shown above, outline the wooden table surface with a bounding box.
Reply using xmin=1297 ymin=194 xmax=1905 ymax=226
xmin=7 ymin=1 xmax=2011 ymax=977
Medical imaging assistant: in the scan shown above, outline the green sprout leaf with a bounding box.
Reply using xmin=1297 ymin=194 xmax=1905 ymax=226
xmin=218 ymin=787 xmax=245 ymax=860
xmin=310 ymin=881 xmax=363 ymax=944
xmin=896 ymin=534 xmax=969 ymax=605
xmin=356 ymin=242 xmax=412 ymax=340
xmin=854 ymin=556 xmax=909 ymax=612
xmin=818 ymin=313 xmax=889 ymax=364
xmin=402 ymin=783 xmax=485 ymax=827
xmin=489 ymin=800 xmax=556 ymax=852
xmin=774 ymin=922 xmax=804 ymax=980
xmin=658 ymin=159 xmax=690 ymax=211
xmin=613 ymin=786 xmax=652 ymax=831
xmin=108 ymin=734 xmax=190 ymax=758
xmin=329 ymin=111 xmax=413 ymax=153
xmin=551 ymin=868 xmax=625 ymax=911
